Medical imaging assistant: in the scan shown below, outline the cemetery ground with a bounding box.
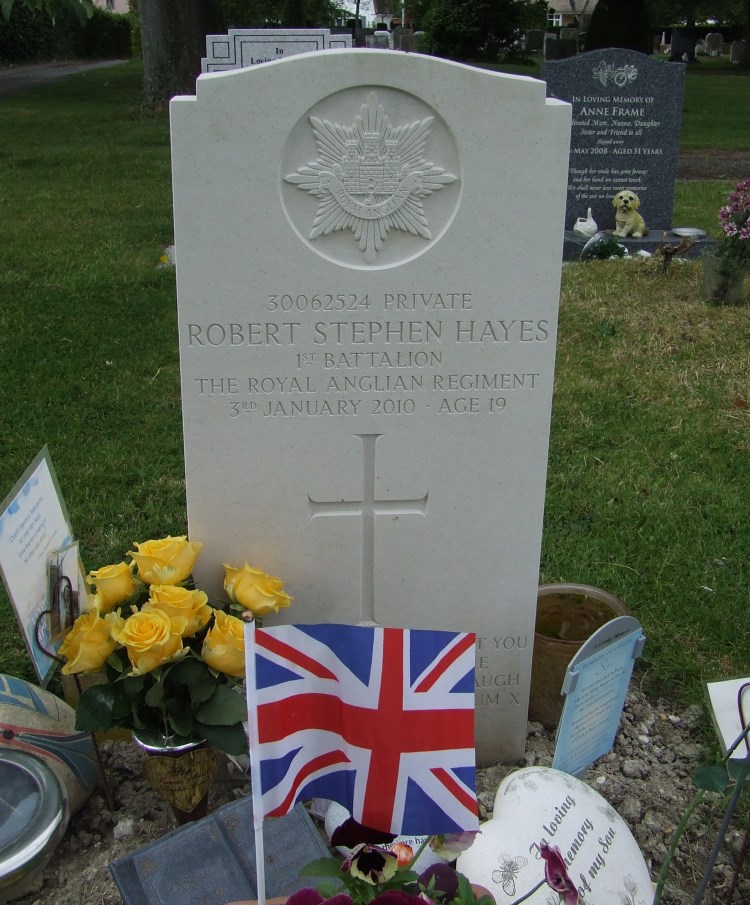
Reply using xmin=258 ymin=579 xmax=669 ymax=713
xmin=0 ymin=60 xmax=748 ymax=904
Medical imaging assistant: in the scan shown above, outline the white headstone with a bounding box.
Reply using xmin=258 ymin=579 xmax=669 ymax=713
xmin=202 ymin=28 xmax=352 ymax=72
xmin=171 ymin=50 xmax=571 ymax=764
xmin=457 ymin=767 xmax=653 ymax=905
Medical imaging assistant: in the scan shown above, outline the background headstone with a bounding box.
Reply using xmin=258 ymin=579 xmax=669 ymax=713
xmin=669 ymin=27 xmax=694 ymax=60
xmin=524 ymin=29 xmax=545 ymax=54
xmin=202 ymin=29 xmax=352 ymax=72
xmin=730 ymin=40 xmax=746 ymax=64
xmin=543 ymin=49 xmax=685 ymax=238
xmin=705 ymin=32 xmax=723 ymax=55
xmin=171 ymin=50 xmax=571 ymax=764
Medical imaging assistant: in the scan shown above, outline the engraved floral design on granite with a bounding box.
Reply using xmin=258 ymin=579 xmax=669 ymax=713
xmin=285 ymin=91 xmax=457 ymax=263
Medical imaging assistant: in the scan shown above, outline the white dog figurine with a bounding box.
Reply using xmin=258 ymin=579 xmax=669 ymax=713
xmin=612 ymin=190 xmax=648 ymax=237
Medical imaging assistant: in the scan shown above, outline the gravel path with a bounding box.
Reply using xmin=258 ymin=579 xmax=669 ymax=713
xmin=11 ymin=688 xmax=748 ymax=905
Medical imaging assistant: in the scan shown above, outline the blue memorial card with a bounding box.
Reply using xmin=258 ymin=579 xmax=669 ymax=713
xmin=552 ymin=618 xmax=645 ymax=777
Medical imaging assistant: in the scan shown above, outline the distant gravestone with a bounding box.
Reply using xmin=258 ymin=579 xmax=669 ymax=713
xmin=392 ymin=27 xmax=414 ymax=51
xmin=171 ymin=50 xmax=571 ymax=765
xmin=370 ymin=31 xmax=391 ymax=48
xmin=458 ymin=767 xmax=652 ymax=905
xmin=705 ymin=32 xmax=723 ymax=56
xmin=731 ymin=40 xmax=746 ymax=64
xmin=202 ymin=28 xmax=352 ymax=72
xmin=524 ymin=29 xmax=545 ymax=54
xmin=543 ymin=49 xmax=685 ymax=246
xmin=670 ymin=27 xmax=694 ymax=60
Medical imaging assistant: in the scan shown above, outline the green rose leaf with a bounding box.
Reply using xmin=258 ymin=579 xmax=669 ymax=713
xmin=301 ymin=858 xmax=345 ymax=879
xmin=167 ymin=656 xmax=211 ymax=685
xmin=197 ymin=721 xmax=247 ymax=755
xmin=145 ymin=680 xmax=165 ymax=707
xmin=196 ymin=684 xmax=247 ymax=725
xmin=189 ymin=675 xmax=218 ymax=706
xmin=167 ymin=707 xmax=194 ymax=738
xmin=694 ymin=764 xmax=730 ymax=793
xmin=75 ymin=684 xmax=118 ymax=731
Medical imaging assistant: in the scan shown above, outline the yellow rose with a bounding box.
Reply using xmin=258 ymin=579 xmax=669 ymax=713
xmin=143 ymin=584 xmax=212 ymax=638
xmin=109 ymin=608 xmax=186 ymax=676
xmin=87 ymin=561 xmax=137 ymax=612
xmin=128 ymin=535 xmax=203 ymax=585
xmin=59 ymin=610 xmax=117 ymax=675
xmin=223 ymin=562 xmax=292 ymax=616
xmin=201 ymin=610 xmax=245 ymax=677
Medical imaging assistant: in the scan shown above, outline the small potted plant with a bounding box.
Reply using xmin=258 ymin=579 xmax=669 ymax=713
xmin=702 ymin=177 xmax=750 ymax=305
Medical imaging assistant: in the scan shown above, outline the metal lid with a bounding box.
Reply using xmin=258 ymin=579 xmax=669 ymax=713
xmin=0 ymin=750 xmax=69 ymax=896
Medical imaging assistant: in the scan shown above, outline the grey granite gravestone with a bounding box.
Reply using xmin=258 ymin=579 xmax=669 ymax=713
xmin=202 ymin=29 xmax=352 ymax=72
xmin=670 ymin=28 xmax=695 ymax=60
xmin=731 ymin=40 xmax=746 ymax=64
xmin=109 ymin=799 xmax=330 ymax=905
xmin=543 ymin=49 xmax=688 ymax=259
xmin=524 ymin=29 xmax=545 ymax=53
xmin=705 ymin=32 xmax=723 ymax=56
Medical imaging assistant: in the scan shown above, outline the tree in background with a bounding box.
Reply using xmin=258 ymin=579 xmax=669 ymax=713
xmin=584 ymin=0 xmax=652 ymax=53
xmin=420 ymin=0 xmax=523 ymax=61
xmin=1 ymin=0 xmax=93 ymax=23
xmin=136 ymin=0 xmax=223 ymax=108
xmin=222 ymin=0 xmax=345 ymax=27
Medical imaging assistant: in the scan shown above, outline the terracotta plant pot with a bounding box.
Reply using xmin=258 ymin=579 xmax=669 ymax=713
xmin=528 ymin=583 xmax=629 ymax=729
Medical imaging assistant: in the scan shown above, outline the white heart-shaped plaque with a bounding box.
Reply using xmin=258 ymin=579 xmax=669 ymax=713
xmin=457 ymin=768 xmax=652 ymax=905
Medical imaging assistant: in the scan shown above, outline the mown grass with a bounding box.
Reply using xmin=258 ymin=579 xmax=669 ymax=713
xmin=0 ymin=61 xmax=748 ymax=709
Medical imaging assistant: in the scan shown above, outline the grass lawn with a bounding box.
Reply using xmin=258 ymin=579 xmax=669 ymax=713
xmin=0 ymin=61 xmax=748 ymax=713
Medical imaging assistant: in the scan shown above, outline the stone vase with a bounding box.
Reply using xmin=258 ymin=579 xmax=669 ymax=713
xmin=528 ymin=584 xmax=629 ymax=729
xmin=133 ymin=733 xmax=218 ymax=824
xmin=701 ymin=253 xmax=747 ymax=305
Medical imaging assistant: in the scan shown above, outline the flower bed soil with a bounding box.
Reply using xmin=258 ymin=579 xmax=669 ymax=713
xmin=11 ymin=687 xmax=750 ymax=905
xmin=678 ymin=151 xmax=750 ymax=181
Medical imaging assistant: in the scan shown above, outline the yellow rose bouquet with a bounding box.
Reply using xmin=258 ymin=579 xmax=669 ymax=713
xmin=59 ymin=536 xmax=292 ymax=756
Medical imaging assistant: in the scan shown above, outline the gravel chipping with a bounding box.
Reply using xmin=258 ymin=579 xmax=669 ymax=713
xmin=10 ymin=687 xmax=749 ymax=905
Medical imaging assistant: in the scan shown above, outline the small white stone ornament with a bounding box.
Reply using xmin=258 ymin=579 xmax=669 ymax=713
xmin=457 ymin=767 xmax=653 ymax=905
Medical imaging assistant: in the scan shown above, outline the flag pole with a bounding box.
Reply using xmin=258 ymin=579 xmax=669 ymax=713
xmin=243 ymin=613 xmax=266 ymax=905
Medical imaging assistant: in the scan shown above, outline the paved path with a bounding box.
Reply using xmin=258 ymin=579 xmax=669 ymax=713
xmin=0 ymin=59 xmax=127 ymax=97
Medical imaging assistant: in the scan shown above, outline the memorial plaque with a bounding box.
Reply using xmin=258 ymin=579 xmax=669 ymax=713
xmin=458 ymin=767 xmax=653 ymax=905
xmin=552 ymin=616 xmax=646 ymax=777
xmin=543 ymin=49 xmax=685 ymax=234
xmin=110 ymin=799 xmax=330 ymax=905
xmin=171 ymin=50 xmax=571 ymax=763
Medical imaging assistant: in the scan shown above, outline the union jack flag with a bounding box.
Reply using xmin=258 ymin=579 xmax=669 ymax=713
xmin=246 ymin=623 xmax=478 ymax=836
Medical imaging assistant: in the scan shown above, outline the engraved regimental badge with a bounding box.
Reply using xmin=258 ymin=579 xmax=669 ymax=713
xmin=285 ymin=91 xmax=458 ymax=264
